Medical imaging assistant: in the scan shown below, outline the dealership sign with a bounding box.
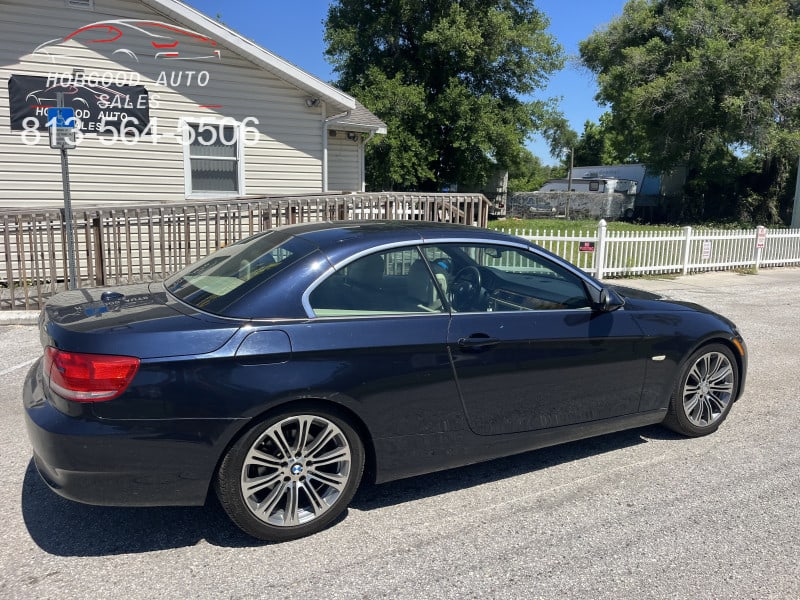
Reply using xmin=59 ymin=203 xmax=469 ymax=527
xmin=8 ymin=74 xmax=149 ymax=134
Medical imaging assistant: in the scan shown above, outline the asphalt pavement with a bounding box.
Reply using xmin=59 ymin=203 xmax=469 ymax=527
xmin=1 ymin=268 xmax=798 ymax=599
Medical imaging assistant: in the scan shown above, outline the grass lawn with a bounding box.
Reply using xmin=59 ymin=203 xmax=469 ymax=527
xmin=485 ymin=218 xmax=691 ymax=273
xmin=485 ymin=218 xmax=763 ymax=277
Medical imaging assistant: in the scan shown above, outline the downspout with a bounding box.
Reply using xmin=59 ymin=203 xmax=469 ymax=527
xmin=360 ymin=130 xmax=377 ymax=192
xmin=321 ymin=101 xmax=351 ymax=193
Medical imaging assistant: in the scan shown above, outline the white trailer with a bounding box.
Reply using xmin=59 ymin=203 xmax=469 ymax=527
xmin=537 ymin=177 xmax=637 ymax=195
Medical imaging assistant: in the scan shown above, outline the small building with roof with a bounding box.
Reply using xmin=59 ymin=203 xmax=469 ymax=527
xmin=0 ymin=0 xmax=386 ymax=208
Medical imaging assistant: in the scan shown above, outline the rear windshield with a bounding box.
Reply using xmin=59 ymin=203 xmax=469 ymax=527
xmin=165 ymin=230 xmax=316 ymax=313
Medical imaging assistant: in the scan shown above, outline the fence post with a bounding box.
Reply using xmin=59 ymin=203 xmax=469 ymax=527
xmin=681 ymin=226 xmax=693 ymax=275
xmin=595 ymin=219 xmax=607 ymax=280
xmin=91 ymin=216 xmax=105 ymax=286
xmin=753 ymin=225 xmax=766 ymax=273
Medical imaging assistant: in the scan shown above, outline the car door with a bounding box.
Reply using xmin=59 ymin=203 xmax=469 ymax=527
xmin=426 ymin=242 xmax=648 ymax=436
xmin=302 ymin=246 xmax=462 ymax=439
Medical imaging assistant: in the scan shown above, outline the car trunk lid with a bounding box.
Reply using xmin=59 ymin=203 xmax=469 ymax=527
xmin=40 ymin=282 xmax=240 ymax=359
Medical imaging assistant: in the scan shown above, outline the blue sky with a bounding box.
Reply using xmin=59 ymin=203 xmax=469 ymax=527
xmin=184 ymin=0 xmax=627 ymax=164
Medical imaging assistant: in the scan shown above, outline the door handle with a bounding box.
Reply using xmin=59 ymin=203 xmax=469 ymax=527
xmin=458 ymin=335 xmax=501 ymax=348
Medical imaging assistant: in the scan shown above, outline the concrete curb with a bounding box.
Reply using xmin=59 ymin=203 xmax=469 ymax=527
xmin=0 ymin=311 xmax=40 ymax=326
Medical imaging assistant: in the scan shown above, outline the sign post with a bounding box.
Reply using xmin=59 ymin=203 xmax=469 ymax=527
xmin=48 ymin=96 xmax=78 ymax=290
xmin=754 ymin=226 xmax=767 ymax=273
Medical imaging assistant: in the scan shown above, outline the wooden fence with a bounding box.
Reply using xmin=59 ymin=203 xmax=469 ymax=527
xmin=0 ymin=192 xmax=489 ymax=310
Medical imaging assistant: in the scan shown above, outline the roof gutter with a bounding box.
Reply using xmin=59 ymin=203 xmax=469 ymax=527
xmin=140 ymin=0 xmax=356 ymax=112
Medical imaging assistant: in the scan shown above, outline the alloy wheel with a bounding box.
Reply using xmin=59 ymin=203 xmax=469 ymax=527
xmin=239 ymin=415 xmax=353 ymax=527
xmin=681 ymin=351 xmax=735 ymax=427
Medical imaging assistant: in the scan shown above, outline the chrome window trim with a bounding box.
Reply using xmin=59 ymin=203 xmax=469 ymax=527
xmin=301 ymin=241 xmax=428 ymax=317
xmin=301 ymin=237 xmax=603 ymax=318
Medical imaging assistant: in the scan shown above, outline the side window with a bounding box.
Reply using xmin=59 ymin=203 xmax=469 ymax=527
xmin=309 ymin=248 xmax=446 ymax=316
xmin=165 ymin=233 xmax=316 ymax=313
xmin=427 ymin=243 xmax=591 ymax=312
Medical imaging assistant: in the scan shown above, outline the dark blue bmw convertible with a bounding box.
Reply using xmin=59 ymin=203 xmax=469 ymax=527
xmin=23 ymin=221 xmax=747 ymax=541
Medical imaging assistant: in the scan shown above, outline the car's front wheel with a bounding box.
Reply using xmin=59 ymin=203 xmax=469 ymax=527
xmin=216 ymin=406 xmax=365 ymax=541
xmin=663 ymin=343 xmax=739 ymax=437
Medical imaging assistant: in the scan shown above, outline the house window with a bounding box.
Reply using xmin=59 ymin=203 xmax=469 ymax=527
xmin=183 ymin=120 xmax=244 ymax=197
xmin=589 ymin=181 xmax=600 ymax=192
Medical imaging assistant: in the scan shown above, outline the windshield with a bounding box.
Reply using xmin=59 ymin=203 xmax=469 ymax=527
xmin=165 ymin=230 xmax=317 ymax=314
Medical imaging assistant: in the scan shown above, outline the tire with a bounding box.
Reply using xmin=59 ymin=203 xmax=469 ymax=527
xmin=216 ymin=406 xmax=365 ymax=542
xmin=663 ymin=343 xmax=739 ymax=437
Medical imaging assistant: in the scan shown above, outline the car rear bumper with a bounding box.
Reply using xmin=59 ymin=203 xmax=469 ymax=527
xmin=23 ymin=360 xmax=243 ymax=507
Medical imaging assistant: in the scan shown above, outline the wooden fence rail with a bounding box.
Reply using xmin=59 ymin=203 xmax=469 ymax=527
xmin=0 ymin=192 xmax=489 ymax=310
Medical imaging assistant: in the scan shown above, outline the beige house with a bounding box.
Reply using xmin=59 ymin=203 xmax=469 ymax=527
xmin=0 ymin=0 xmax=386 ymax=208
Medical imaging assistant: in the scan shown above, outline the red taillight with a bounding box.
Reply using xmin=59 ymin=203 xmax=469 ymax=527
xmin=43 ymin=346 xmax=140 ymax=402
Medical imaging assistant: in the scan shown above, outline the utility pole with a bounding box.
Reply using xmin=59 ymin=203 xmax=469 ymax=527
xmin=567 ymin=146 xmax=574 ymax=191
xmin=566 ymin=147 xmax=574 ymax=219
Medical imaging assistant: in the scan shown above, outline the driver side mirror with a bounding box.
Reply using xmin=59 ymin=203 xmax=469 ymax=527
xmin=595 ymin=287 xmax=625 ymax=312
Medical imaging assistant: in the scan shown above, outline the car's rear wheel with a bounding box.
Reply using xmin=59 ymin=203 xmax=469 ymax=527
xmin=216 ymin=407 xmax=364 ymax=541
xmin=663 ymin=343 xmax=738 ymax=437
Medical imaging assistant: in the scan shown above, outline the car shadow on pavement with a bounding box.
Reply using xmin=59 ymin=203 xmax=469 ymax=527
xmin=351 ymin=425 xmax=681 ymax=511
xmin=21 ymin=425 xmax=681 ymax=556
xmin=20 ymin=460 xmax=263 ymax=555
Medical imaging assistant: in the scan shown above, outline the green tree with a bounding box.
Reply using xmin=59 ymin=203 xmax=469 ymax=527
xmin=572 ymin=113 xmax=630 ymax=166
xmin=325 ymin=0 xmax=564 ymax=191
xmin=507 ymin=147 xmax=555 ymax=194
xmin=580 ymin=0 xmax=800 ymax=222
xmin=539 ymin=113 xmax=578 ymax=163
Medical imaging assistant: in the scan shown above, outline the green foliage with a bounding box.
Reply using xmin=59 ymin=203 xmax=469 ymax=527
xmin=541 ymin=111 xmax=633 ymax=172
xmin=350 ymin=70 xmax=436 ymax=189
xmin=539 ymin=113 xmax=578 ymax=159
xmin=572 ymin=113 xmax=631 ymax=166
xmin=579 ymin=0 xmax=800 ymax=223
xmin=325 ymin=0 xmax=564 ymax=191
xmin=506 ymin=147 xmax=558 ymax=194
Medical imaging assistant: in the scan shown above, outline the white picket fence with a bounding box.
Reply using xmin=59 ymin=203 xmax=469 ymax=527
xmin=501 ymin=220 xmax=800 ymax=279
